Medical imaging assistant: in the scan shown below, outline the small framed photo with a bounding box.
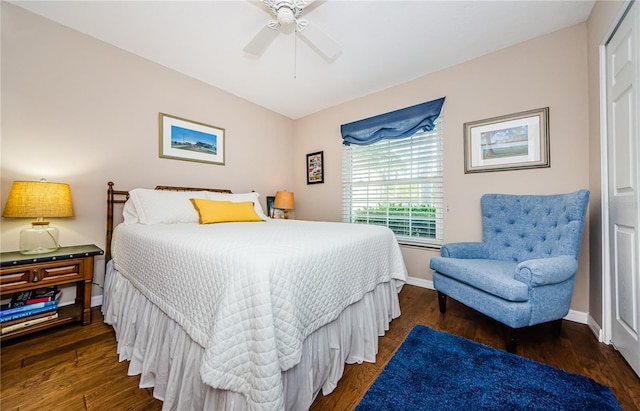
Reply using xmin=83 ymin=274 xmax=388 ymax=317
xmin=307 ymin=151 xmax=324 ymax=184
xmin=266 ymin=196 xmax=284 ymax=219
xmin=266 ymin=196 xmax=275 ymax=218
xmin=464 ymin=107 xmax=549 ymax=173
xmin=159 ymin=113 xmax=225 ymax=165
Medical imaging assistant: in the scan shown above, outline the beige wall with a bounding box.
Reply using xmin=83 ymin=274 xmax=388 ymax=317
xmin=585 ymin=0 xmax=628 ymax=327
xmin=1 ymin=3 xmax=294 ymax=300
xmin=293 ymin=24 xmax=592 ymax=312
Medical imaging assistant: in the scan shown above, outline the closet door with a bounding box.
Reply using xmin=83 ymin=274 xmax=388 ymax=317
xmin=606 ymin=0 xmax=640 ymax=377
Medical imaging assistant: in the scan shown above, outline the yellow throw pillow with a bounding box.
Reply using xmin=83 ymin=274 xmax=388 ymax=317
xmin=190 ymin=199 xmax=264 ymax=224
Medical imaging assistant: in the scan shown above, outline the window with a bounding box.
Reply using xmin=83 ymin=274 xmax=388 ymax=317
xmin=341 ymin=116 xmax=443 ymax=247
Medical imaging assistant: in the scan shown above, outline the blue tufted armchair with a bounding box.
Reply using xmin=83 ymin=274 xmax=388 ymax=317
xmin=429 ymin=190 xmax=590 ymax=353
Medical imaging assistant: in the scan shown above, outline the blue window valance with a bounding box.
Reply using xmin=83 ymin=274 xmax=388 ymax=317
xmin=341 ymin=97 xmax=445 ymax=146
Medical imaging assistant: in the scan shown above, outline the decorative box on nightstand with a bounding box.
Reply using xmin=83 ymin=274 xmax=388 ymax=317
xmin=0 ymin=244 xmax=103 ymax=341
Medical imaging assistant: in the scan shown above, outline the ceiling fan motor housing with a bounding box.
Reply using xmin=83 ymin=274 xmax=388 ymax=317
xmin=277 ymin=6 xmax=295 ymax=26
xmin=273 ymin=0 xmax=301 ymax=26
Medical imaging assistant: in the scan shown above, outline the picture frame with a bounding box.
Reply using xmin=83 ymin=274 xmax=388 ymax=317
xmin=159 ymin=113 xmax=225 ymax=166
xmin=266 ymin=196 xmax=275 ymax=219
xmin=463 ymin=107 xmax=549 ymax=173
xmin=307 ymin=151 xmax=324 ymax=184
xmin=266 ymin=195 xmax=284 ymax=219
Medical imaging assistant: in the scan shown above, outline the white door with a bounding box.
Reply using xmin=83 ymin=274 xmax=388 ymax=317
xmin=606 ymin=0 xmax=640 ymax=377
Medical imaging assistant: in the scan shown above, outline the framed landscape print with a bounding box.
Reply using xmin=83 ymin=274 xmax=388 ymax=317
xmin=464 ymin=107 xmax=549 ymax=173
xmin=159 ymin=113 xmax=225 ymax=165
xmin=307 ymin=151 xmax=324 ymax=184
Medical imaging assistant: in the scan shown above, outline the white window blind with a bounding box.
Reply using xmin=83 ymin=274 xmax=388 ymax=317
xmin=341 ymin=117 xmax=443 ymax=247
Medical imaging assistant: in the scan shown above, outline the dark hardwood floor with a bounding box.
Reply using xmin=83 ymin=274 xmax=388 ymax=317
xmin=2 ymin=285 xmax=638 ymax=410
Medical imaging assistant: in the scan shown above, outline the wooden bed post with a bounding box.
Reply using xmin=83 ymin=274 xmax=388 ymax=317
xmin=105 ymin=182 xmax=130 ymax=268
xmin=106 ymin=182 xmax=114 ymax=265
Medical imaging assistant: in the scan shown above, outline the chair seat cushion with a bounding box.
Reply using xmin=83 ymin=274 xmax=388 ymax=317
xmin=430 ymin=258 xmax=529 ymax=302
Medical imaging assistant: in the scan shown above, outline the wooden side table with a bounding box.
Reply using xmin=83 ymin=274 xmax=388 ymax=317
xmin=0 ymin=244 xmax=103 ymax=341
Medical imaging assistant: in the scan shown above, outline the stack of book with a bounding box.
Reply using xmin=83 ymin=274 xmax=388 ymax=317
xmin=1 ymin=287 xmax=60 ymax=335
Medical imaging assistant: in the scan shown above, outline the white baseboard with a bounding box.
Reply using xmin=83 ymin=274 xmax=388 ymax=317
xmin=406 ymin=276 xmax=434 ymax=290
xmin=564 ymin=309 xmax=588 ymax=325
xmin=587 ymin=314 xmax=605 ymax=343
xmin=91 ymin=294 xmax=103 ymax=308
xmin=406 ymin=275 xmax=589 ymax=325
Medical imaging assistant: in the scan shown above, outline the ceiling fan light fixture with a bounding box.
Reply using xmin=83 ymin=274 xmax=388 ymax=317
xmin=277 ymin=6 xmax=295 ymax=26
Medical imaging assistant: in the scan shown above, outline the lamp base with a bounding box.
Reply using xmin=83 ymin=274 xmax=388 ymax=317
xmin=19 ymin=221 xmax=60 ymax=255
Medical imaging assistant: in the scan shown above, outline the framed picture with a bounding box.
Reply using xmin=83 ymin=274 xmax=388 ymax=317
xmin=265 ymin=196 xmax=285 ymax=219
xmin=464 ymin=107 xmax=549 ymax=173
xmin=159 ymin=113 xmax=225 ymax=165
xmin=307 ymin=151 xmax=324 ymax=184
xmin=266 ymin=196 xmax=275 ymax=218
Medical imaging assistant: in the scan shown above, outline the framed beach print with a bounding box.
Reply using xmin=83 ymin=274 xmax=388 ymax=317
xmin=464 ymin=107 xmax=549 ymax=173
xmin=159 ymin=113 xmax=225 ymax=165
xmin=307 ymin=151 xmax=324 ymax=184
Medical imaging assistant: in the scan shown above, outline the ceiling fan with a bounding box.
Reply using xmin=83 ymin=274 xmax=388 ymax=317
xmin=244 ymin=0 xmax=341 ymax=62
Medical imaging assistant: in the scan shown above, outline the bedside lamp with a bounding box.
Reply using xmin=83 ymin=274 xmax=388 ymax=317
xmin=274 ymin=191 xmax=295 ymax=219
xmin=2 ymin=179 xmax=75 ymax=254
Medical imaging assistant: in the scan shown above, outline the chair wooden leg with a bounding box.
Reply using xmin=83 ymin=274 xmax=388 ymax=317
xmin=505 ymin=326 xmax=518 ymax=354
xmin=437 ymin=291 xmax=447 ymax=313
xmin=551 ymin=319 xmax=563 ymax=337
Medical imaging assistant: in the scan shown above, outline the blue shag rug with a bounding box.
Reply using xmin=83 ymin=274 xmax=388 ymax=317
xmin=356 ymin=325 xmax=621 ymax=410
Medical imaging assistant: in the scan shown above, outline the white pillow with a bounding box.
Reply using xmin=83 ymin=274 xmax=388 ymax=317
xmin=127 ymin=188 xmax=211 ymax=225
xmin=208 ymin=192 xmax=269 ymax=221
xmin=122 ymin=200 xmax=139 ymax=224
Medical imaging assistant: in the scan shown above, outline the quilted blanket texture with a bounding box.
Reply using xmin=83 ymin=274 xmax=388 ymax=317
xmin=111 ymin=219 xmax=407 ymax=410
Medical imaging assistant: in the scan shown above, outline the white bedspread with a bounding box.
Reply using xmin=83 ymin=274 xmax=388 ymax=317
xmin=111 ymin=219 xmax=407 ymax=411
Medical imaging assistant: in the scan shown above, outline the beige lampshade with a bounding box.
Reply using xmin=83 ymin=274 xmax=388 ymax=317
xmin=2 ymin=180 xmax=75 ymax=219
xmin=274 ymin=191 xmax=295 ymax=210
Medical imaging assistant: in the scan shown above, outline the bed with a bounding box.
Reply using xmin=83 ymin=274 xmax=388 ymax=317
xmin=101 ymin=182 xmax=408 ymax=411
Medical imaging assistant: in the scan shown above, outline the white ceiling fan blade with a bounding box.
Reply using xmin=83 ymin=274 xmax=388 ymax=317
xmin=296 ymin=0 xmax=324 ymax=14
xmin=294 ymin=0 xmax=312 ymax=12
xmin=298 ymin=22 xmax=341 ymax=62
xmin=243 ymin=23 xmax=280 ymax=55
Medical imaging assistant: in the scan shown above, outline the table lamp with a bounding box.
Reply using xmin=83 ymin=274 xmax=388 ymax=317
xmin=2 ymin=179 xmax=75 ymax=254
xmin=274 ymin=191 xmax=295 ymax=219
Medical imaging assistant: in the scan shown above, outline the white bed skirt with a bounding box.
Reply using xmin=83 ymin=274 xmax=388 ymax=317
xmin=102 ymin=261 xmax=401 ymax=411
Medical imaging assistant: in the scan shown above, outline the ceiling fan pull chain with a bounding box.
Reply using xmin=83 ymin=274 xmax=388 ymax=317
xmin=294 ymin=27 xmax=298 ymax=79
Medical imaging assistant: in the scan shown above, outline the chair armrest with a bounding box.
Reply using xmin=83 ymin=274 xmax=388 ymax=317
xmin=441 ymin=242 xmax=489 ymax=259
xmin=515 ymin=256 xmax=578 ymax=287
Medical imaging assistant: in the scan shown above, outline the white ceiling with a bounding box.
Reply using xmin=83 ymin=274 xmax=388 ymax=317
xmin=11 ymin=0 xmax=595 ymax=120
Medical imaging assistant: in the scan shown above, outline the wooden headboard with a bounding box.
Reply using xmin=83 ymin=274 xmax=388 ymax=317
xmin=105 ymin=181 xmax=232 ymax=265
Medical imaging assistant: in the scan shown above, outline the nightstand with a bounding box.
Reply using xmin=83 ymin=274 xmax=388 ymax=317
xmin=0 ymin=244 xmax=103 ymax=341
